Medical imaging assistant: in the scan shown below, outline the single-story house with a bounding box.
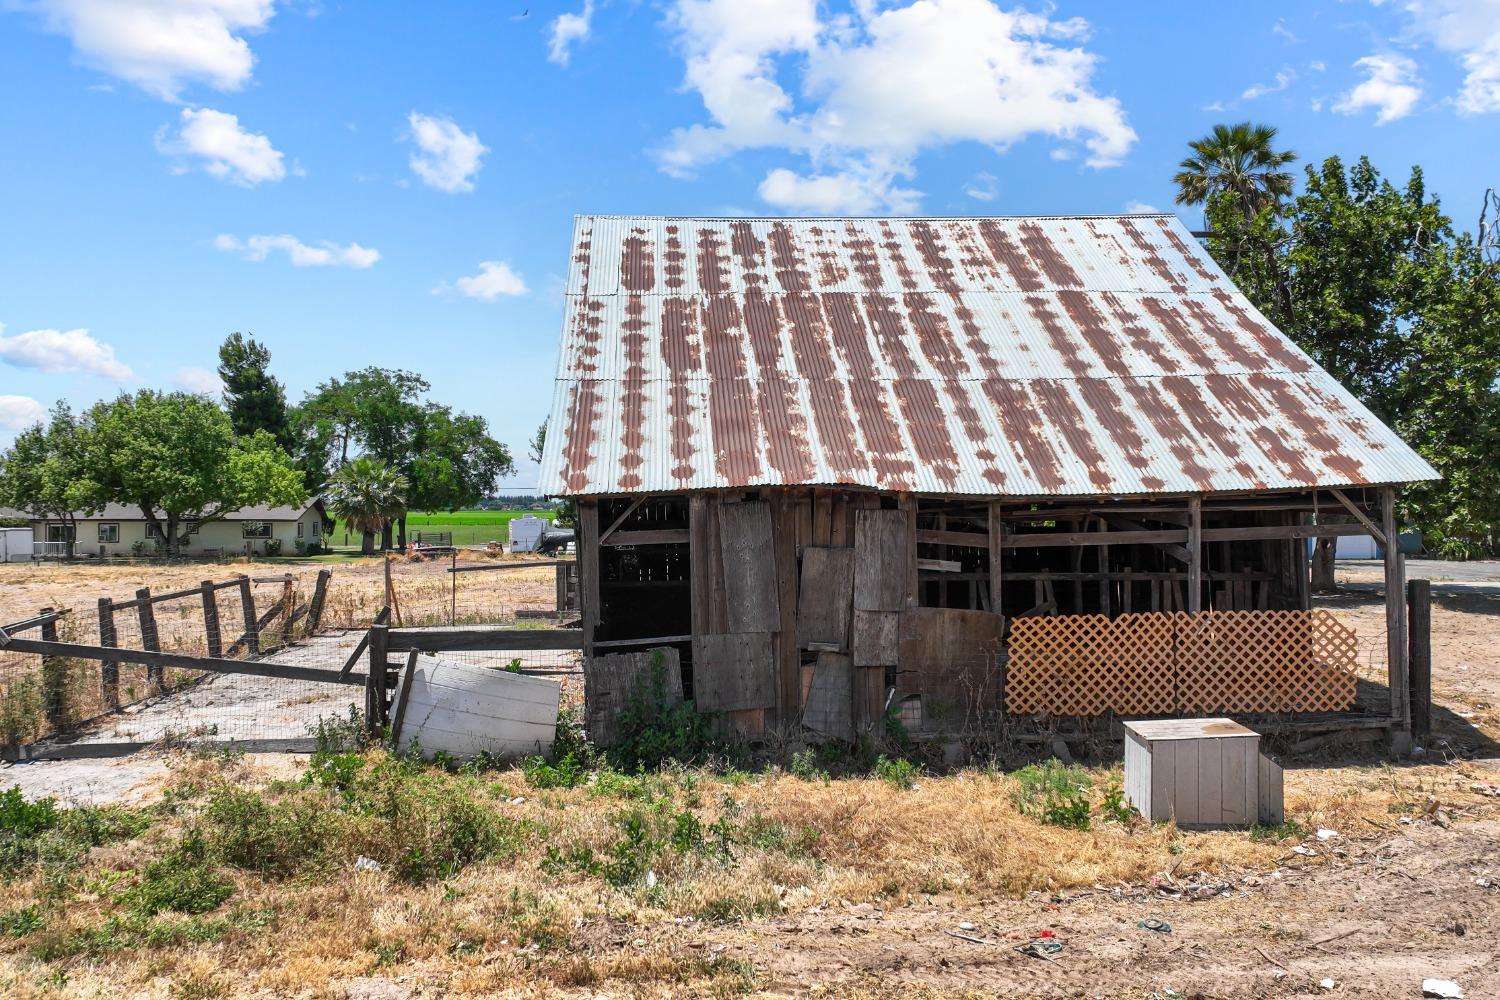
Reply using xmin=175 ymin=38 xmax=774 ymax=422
xmin=30 ymin=500 xmax=327 ymax=558
xmin=539 ymin=214 xmax=1438 ymax=751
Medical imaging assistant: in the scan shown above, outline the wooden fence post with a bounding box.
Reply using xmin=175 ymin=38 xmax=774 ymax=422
xmin=555 ymin=563 xmax=569 ymax=617
xmin=237 ymin=576 xmax=259 ymax=656
xmin=98 ymin=597 xmax=119 ymax=708
xmin=135 ymin=587 xmax=162 ymax=689
xmin=278 ymin=574 xmax=295 ymax=646
xmin=366 ymin=623 xmax=389 ymax=735
xmin=1408 ymin=578 xmax=1432 ymax=739
xmin=39 ymin=608 xmax=67 ymax=729
xmin=306 ymin=568 xmax=332 ymax=635
xmin=1381 ymin=486 xmax=1411 ymax=754
xmin=200 ymin=580 xmax=223 ymax=659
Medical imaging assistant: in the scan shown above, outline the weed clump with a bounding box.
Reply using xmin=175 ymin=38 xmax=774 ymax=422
xmin=1011 ymin=760 xmax=1093 ymax=829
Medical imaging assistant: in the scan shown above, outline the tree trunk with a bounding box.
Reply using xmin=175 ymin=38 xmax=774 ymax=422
xmin=397 ymin=514 xmax=407 ymax=551
xmin=1311 ymin=536 xmax=1337 ymax=593
xmin=361 ymin=530 xmax=375 ymax=556
xmin=63 ymin=517 xmax=76 ymax=559
xmin=380 ymin=522 xmax=393 ymax=552
xmin=164 ymin=514 xmax=180 ymax=557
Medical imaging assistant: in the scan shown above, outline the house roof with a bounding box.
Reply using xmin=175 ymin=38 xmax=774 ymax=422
xmin=538 ymin=215 xmax=1438 ymax=498
xmin=36 ymin=501 xmax=319 ymax=522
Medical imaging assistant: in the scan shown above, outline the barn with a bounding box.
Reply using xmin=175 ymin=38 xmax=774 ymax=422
xmin=537 ymin=214 xmax=1438 ymax=752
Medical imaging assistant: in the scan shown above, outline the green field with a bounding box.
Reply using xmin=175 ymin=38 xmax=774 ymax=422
xmin=402 ymin=509 xmax=556 ymax=546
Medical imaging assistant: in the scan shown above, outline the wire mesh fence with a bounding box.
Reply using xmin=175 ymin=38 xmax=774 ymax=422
xmin=2 ymin=557 xmax=580 ymax=753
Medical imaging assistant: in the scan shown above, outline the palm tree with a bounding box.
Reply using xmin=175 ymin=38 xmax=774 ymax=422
xmin=325 ymin=457 xmax=408 ymax=555
xmin=1173 ymin=122 xmax=1297 ymax=220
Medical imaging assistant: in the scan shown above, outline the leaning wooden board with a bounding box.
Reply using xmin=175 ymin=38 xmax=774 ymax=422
xmin=392 ymin=654 xmax=561 ymax=761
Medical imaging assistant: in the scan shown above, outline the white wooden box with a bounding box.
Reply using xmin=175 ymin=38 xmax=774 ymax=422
xmin=1124 ymin=718 xmax=1273 ymax=829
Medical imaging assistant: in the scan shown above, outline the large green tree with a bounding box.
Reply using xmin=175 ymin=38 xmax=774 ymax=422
xmin=218 ymin=333 xmax=293 ymax=451
xmin=83 ymin=391 xmax=305 ymax=555
xmin=1206 ymin=155 xmax=1500 ymax=561
xmin=1174 ymin=122 xmax=1297 ymax=221
xmin=298 ymin=368 xmax=512 ymax=549
xmin=0 ymin=403 xmax=102 ymax=558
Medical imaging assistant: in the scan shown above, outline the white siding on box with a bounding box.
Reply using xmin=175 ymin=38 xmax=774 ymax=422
xmin=1123 ymin=718 xmax=1262 ymax=829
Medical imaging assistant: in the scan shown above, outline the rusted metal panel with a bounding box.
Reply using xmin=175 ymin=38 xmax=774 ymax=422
xmin=540 ymin=215 xmax=1438 ymax=498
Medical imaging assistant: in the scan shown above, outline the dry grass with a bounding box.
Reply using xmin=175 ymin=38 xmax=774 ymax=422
xmin=3 ymin=747 xmax=1491 ymax=1000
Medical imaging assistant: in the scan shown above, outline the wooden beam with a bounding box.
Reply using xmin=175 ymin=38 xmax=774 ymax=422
xmin=592 ymin=634 xmax=693 ymax=650
xmin=1408 ymin=578 xmax=1432 ymax=738
xmin=389 ymin=650 xmax=419 ymax=742
xmin=1003 ymin=527 xmax=1188 ymax=548
xmin=1100 ymin=514 xmax=1192 ymax=562
xmin=338 ymin=606 xmax=389 ymax=679
xmin=136 ymin=587 xmax=162 ymax=688
xmin=916 ymin=528 xmax=990 ymax=548
xmin=1329 ymin=488 xmax=1387 ymax=547
xmin=597 ymin=528 xmax=689 ymax=547
xmin=579 ymin=501 xmax=601 ymax=658
xmin=987 ymin=502 xmax=1004 ymax=622
xmin=447 ymin=559 xmax=576 ymax=574
xmin=598 ymin=496 xmax=646 ymax=545
xmin=1187 ymin=496 xmax=1202 ymax=614
xmin=0 ymin=636 xmax=365 ymax=686
xmin=0 ymin=609 xmax=71 ymax=635
xmin=1382 ymin=486 xmax=1411 ymax=752
xmin=385 ymin=627 xmax=583 ymax=652
xmin=200 ymin=580 xmax=223 ymax=659
xmin=98 ymin=597 xmax=119 ymax=708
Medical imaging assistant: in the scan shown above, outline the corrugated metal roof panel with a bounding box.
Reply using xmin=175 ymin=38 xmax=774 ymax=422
xmin=539 ymin=215 xmax=1438 ymax=497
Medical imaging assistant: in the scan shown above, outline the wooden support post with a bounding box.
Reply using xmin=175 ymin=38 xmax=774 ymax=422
xmin=1382 ymin=486 xmax=1411 ymax=753
xmin=579 ymin=500 xmax=601 ymax=659
xmin=237 ymin=576 xmax=259 ymax=656
xmin=1187 ymin=496 xmax=1202 ymax=614
xmin=278 ymin=574 xmax=295 ymax=645
xmin=39 ymin=608 xmax=66 ymax=728
xmin=987 ymin=501 xmax=1004 ymax=623
xmin=900 ymin=494 xmax=918 ymax=608
xmin=97 ymin=597 xmax=120 ymax=708
xmin=200 ymin=580 xmax=223 ymax=659
xmin=306 ymin=568 xmax=332 ymax=634
xmin=135 ymin=587 xmax=162 ymax=689
xmin=1407 ymin=578 xmax=1432 ymax=739
xmin=366 ymin=623 xmax=389 ymax=734
xmin=555 ymin=562 xmax=569 ymax=618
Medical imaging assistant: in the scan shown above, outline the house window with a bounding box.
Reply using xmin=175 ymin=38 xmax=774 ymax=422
xmin=310 ymin=521 xmax=320 ymax=538
xmin=46 ymin=524 xmax=74 ymax=543
xmin=98 ymin=523 xmax=119 ymax=544
xmin=242 ymin=522 xmax=272 ymax=539
xmin=297 ymin=522 xmax=304 ymax=538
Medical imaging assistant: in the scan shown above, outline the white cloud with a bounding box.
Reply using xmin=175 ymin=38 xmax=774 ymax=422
xmin=548 ymin=0 xmax=594 ymax=66
xmin=1334 ymin=53 xmax=1423 ymax=123
xmin=1124 ymin=200 xmax=1160 ymax=214
xmin=404 ymin=112 xmax=487 ymax=193
xmin=963 ymin=171 xmax=998 ymax=202
xmin=659 ymin=0 xmax=1135 ymax=214
xmin=0 ymin=395 xmax=47 ymax=433
xmin=215 ymin=233 xmax=380 ymax=268
xmin=12 ymin=0 xmax=276 ymax=101
xmin=0 ymin=324 xmax=133 ymax=380
xmin=1241 ymin=67 xmax=1296 ymax=100
xmin=175 ymin=366 xmax=222 ymax=395
xmin=156 ymin=107 xmax=286 ymax=185
xmin=1272 ymin=19 xmax=1300 ymax=44
xmin=1394 ymin=0 xmax=1500 ymax=113
xmin=758 ymin=166 xmax=920 ymax=214
xmin=435 ymin=261 xmax=529 ymax=301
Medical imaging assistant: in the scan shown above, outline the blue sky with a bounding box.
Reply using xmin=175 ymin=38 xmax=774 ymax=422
xmin=1 ymin=0 xmax=1497 ymax=489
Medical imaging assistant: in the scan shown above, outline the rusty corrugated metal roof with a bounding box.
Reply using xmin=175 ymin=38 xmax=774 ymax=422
xmin=538 ymin=215 xmax=1438 ymax=498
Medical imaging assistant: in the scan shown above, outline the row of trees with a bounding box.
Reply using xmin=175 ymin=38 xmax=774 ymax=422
xmin=1174 ymin=122 xmax=1500 ymax=568
xmin=0 ymin=336 xmax=514 ymax=557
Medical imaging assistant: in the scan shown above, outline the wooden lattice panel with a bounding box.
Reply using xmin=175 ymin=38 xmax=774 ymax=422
xmin=1176 ymin=611 xmax=1357 ymax=713
xmin=1006 ymin=610 xmax=1357 ymax=717
xmin=1006 ymin=613 xmax=1182 ymax=716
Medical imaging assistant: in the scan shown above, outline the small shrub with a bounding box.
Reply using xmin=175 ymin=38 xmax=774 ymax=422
xmin=120 ymin=844 xmax=236 ymax=916
xmin=1 ymin=905 xmax=44 ymax=937
xmin=524 ymin=752 xmax=589 ymax=789
xmin=201 ymin=786 xmax=335 ymax=877
xmin=0 ymin=676 xmax=45 ymax=745
xmin=872 ymin=755 xmax=919 ymax=790
xmin=1250 ymin=818 xmax=1306 ymax=842
xmin=1012 ymin=760 xmax=1093 ymax=830
xmin=0 ymin=785 xmax=58 ymax=837
xmin=611 ymin=652 xmax=725 ymax=772
xmin=788 ymin=750 xmax=830 ymax=782
xmin=1099 ymin=782 xmax=1138 ymax=825
xmin=263 ymin=539 xmax=282 ymax=557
